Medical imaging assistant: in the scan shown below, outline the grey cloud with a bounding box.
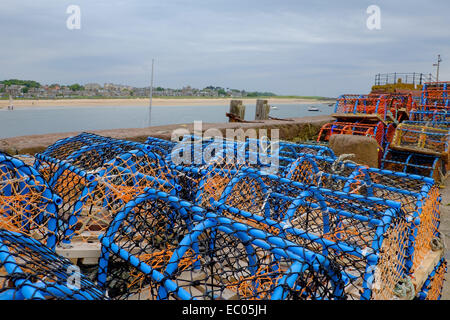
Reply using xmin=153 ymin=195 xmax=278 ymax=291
xmin=0 ymin=0 xmax=449 ymax=96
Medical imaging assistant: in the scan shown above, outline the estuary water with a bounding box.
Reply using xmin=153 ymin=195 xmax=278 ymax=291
xmin=0 ymin=102 xmax=334 ymax=138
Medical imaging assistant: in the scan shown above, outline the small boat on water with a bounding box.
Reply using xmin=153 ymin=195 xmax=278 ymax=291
xmin=271 ymin=106 xmax=278 ymax=110
xmin=308 ymin=106 xmax=319 ymax=111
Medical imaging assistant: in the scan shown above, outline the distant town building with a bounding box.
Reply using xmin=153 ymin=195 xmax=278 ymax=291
xmin=0 ymin=80 xmax=269 ymax=99
xmin=85 ymin=83 xmax=102 ymax=91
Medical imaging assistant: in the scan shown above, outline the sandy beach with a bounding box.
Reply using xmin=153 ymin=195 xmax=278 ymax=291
xmin=0 ymin=97 xmax=332 ymax=109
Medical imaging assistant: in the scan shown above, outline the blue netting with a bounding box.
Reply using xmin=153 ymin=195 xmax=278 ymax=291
xmin=97 ymin=189 xmax=346 ymax=300
xmin=0 ymin=229 xmax=106 ymax=300
xmin=0 ymin=153 xmax=61 ymax=249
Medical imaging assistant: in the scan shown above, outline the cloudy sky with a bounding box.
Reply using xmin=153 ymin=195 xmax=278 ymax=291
xmin=1 ymin=0 xmax=449 ymax=97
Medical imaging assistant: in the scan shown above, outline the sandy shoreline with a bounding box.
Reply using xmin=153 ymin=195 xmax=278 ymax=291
xmin=0 ymin=98 xmax=331 ymax=109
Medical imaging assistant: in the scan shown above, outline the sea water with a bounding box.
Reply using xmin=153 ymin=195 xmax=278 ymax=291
xmin=0 ymin=103 xmax=333 ymax=138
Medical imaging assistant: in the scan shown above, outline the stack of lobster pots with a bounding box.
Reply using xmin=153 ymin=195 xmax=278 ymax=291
xmin=317 ymin=93 xmax=416 ymax=165
xmin=0 ymin=132 xmax=448 ymax=300
xmin=382 ymin=82 xmax=450 ymax=182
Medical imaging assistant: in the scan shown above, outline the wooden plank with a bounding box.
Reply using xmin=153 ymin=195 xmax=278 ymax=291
xmin=71 ymin=231 xmax=103 ymax=242
xmin=127 ymin=285 xmax=155 ymax=300
xmin=390 ymin=145 xmax=447 ymax=158
xmin=389 ymin=248 xmax=445 ymax=300
xmin=175 ymin=269 xmax=240 ymax=300
xmin=332 ymin=113 xmax=392 ymax=124
xmin=411 ymin=248 xmax=445 ymax=293
xmin=80 ymin=257 xmax=100 ymax=265
xmin=345 ymin=280 xmax=363 ymax=300
xmin=176 ymin=270 xmax=208 ymax=298
xmin=56 ymin=242 xmax=102 ymax=260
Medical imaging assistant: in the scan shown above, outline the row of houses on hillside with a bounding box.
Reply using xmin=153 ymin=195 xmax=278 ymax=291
xmin=0 ymin=82 xmax=253 ymax=99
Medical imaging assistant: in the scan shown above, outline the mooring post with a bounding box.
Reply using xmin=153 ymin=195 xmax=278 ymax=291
xmin=228 ymin=100 xmax=246 ymax=122
xmin=255 ymin=99 xmax=270 ymax=120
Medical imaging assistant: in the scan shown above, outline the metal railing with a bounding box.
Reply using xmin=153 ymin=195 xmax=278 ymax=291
xmin=374 ymin=73 xmax=436 ymax=86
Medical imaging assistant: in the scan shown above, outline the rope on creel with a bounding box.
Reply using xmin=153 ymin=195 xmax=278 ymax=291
xmin=331 ymin=153 xmax=357 ymax=174
xmin=431 ymin=234 xmax=446 ymax=252
xmin=393 ymin=276 xmax=416 ymax=300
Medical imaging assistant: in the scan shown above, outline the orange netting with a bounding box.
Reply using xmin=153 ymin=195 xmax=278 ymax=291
xmin=425 ymin=260 xmax=447 ymax=300
xmin=371 ymin=218 xmax=410 ymax=300
xmin=284 ymin=158 xmax=320 ymax=186
xmin=411 ymin=186 xmax=441 ymax=272
xmin=38 ymin=150 xmax=179 ymax=244
xmin=317 ymin=121 xmax=385 ymax=147
xmin=128 ymin=245 xmax=200 ymax=298
xmin=226 ymin=264 xmax=284 ymax=300
xmin=194 ymin=158 xmax=245 ymax=208
xmin=0 ymin=171 xmax=54 ymax=241
xmin=222 ymin=176 xmax=266 ymax=216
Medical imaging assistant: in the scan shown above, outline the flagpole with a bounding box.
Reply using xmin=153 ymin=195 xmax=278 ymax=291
xmin=149 ymin=58 xmax=154 ymax=127
xmin=433 ymin=54 xmax=442 ymax=82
